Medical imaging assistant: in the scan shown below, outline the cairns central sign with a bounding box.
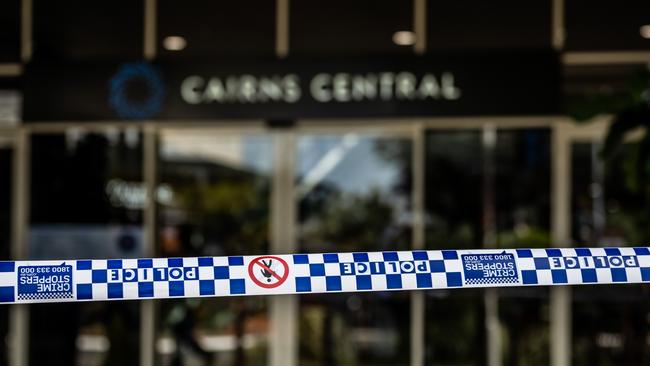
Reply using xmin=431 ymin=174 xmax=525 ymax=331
xmin=22 ymin=52 xmax=559 ymax=122
xmin=181 ymin=71 xmax=461 ymax=105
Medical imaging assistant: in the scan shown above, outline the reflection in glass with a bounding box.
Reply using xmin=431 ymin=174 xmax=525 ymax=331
xmin=297 ymin=134 xmax=412 ymax=366
xmin=156 ymin=131 xmax=271 ymax=366
xmin=29 ymin=131 xmax=142 ymax=366
xmin=572 ymin=142 xmax=650 ymax=365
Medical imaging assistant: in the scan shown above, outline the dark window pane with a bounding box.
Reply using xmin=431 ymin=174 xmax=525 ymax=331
xmin=573 ymin=286 xmax=650 ymax=366
xmin=301 ymin=292 xmax=411 ymax=366
xmin=425 ymin=289 xmax=485 ymax=365
xmin=30 ymin=132 xmax=143 ymax=228
xmin=427 ymin=0 xmax=551 ymax=50
xmin=291 ymin=0 xmax=412 ymax=55
xmin=156 ymin=131 xmax=272 ymax=366
xmin=426 ymin=131 xmax=483 ymax=249
xmin=29 ymin=130 xmax=142 ymax=366
xmin=33 ymin=0 xmax=143 ymax=61
xmin=571 ymin=141 xmax=648 ymax=245
xmin=297 ymin=134 xmax=412 ymax=365
xmin=571 ymin=142 xmax=597 ymax=244
xmin=495 ymin=129 xmax=551 ymax=247
xmin=0 ymin=0 xmax=20 ymax=62
xmin=29 ymin=302 xmax=140 ymax=366
xmin=566 ymin=0 xmax=650 ymax=51
xmin=157 ymin=0 xmax=275 ymax=60
xmin=499 ymin=288 xmax=550 ymax=365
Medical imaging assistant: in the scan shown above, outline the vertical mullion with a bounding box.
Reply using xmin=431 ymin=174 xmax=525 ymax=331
xmin=411 ymin=0 xmax=427 ymax=362
xmin=410 ymin=122 xmax=425 ymax=366
xmin=15 ymin=0 xmax=33 ymax=360
xmin=270 ymin=0 xmax=295 ymax=365
xmin=21 ymin=0 xmax=32 ymax=62
xmin=482 ymin=124 xmax=502 ymax=366
xmin=276 ymin=0 xmax=289 ymax=58
xmin=550 ymin=120 xmax=571 ymax=366
xmin=144 ymin=0 xmax=157 ymax=60
xmin=9 ymin=129 xmax=29 ymax=366
xmin=269 ymin=131 xmax=297 ymax=366
xmin=551 ymin=0 xmax=565 ymax=50
xmin=413 ymin=0 xmax=426 ymax=54
xmin=141 ymin=0 xmax=159 ymax=360
xmin=141 ymin=124 xmax=157 ymax=366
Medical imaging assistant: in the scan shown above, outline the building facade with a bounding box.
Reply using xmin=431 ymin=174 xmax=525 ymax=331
xmin=0 ymin=1 xmax=650 ymax=366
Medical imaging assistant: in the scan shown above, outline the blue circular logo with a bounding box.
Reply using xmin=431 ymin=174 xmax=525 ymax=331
xmin=108 ymin=62 xmax=166 ymax=120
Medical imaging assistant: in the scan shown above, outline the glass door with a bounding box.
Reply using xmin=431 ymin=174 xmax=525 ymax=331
xmin=569 ymin=127 xmax=650 ymax=366
xmin=295 ymin=131 xmax=413 ymax=366
xmin=423 ymin=125 xmax=552 ymax=365
xmin=28 ymin=128 xmax=143 ymax=366
xmin=155 ymin=127 xmax=273 ymax=366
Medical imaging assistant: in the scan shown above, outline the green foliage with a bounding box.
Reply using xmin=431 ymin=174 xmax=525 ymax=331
xmin=301 ymin=188 xmax=410 ymax=252
xmin=171 ymin=178 xmax=270 ymax=255
xmin=498 ymin=226 xmax=551 ymax=249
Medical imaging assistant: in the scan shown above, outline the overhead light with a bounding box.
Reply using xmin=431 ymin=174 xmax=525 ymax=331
xmin=392 ymin=31 xmax=416 ymax=46
xmin=641 ymin=25 xmax=650 ymax=39
xmin=163 ymin=36 xmax=187 ymax=51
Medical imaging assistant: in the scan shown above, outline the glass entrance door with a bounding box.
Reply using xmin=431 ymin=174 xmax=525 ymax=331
xmin=295 ymin=132 xmax=413 ymax=366
xmin=28 ymin=128 xmax=143 ymax=366
xmin=156 ymin=128 xmax=273 ymax=366
xmin=423 ymin=127 xmax=551 ymax=365
xmin=570 ymin=135 xmax=650 ymax=365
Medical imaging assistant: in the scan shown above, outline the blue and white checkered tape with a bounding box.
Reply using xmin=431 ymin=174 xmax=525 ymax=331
xmin=0 ymin=247 xmax=649 ymax=304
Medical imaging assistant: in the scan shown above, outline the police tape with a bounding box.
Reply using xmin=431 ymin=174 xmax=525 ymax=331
xmin=0 ymin=246 xmax=648 ymax=304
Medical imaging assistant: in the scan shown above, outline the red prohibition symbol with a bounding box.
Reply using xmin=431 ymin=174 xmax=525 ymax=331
xmin=248 ymin=255 xmax=289 ymax=288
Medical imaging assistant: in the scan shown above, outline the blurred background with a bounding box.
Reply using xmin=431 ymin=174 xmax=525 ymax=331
xmin=0 ymin=1 xmax=650 ymax=366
